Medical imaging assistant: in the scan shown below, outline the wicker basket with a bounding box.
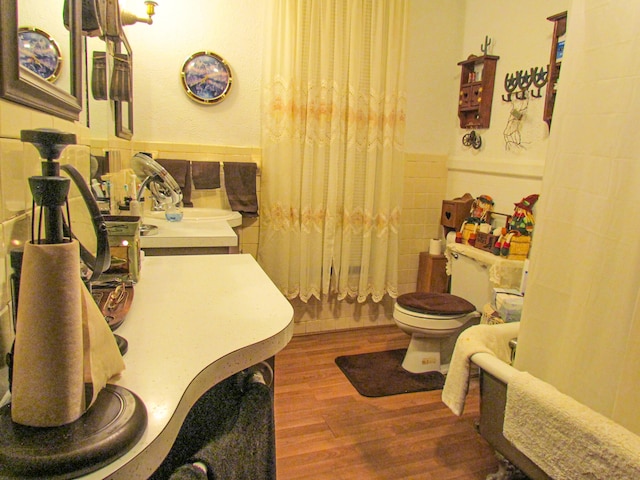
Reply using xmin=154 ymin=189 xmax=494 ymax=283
xmin=507 ymin=235 xmax=531 ymax=260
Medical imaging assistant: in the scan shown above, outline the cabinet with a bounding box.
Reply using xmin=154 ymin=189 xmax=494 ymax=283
xmin=440 ymin=193 xmax=474 ymax=238
xmin=417 ymin=252 xmax=449 ymax=294
xmin=457 ymin=55 xmax=500 ymax=129
xmin=543 ymin=11 xmax=567 ymax=126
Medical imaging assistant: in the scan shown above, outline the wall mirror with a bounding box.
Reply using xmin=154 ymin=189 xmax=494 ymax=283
xmin=84 ymin=0 xmax=134 ymax=140
xmin=103 ymin=0 xmax=134 ymax=139
xmin=0 ymin=0 xmax=83 ymax=122
xmin=114 ymin=38 xmax=133 ymax=139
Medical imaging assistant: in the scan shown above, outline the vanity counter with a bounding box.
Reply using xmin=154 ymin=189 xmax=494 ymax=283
xmin=139 ymin=217 xmax=238 ymax=255
xmin=83 ymin=254 xmax=293 ymax=479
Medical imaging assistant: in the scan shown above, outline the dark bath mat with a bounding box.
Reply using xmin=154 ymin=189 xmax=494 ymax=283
xmin=335 ymin=349 xmax=445 ymax=398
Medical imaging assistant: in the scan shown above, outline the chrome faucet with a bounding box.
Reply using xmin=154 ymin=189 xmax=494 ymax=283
xmin=131 ymin=153 xmax=183 ymax=212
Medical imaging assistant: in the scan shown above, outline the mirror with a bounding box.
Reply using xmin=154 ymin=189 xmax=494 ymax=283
xmin=0 ymin=0 xmax=83 ymax=122
xmin=131 ymin=152 xmax=182 ymax=208
xmin=84 ymin=0 xmax=133 ymax=139
xmin=114 ymin=38 xmax=133 ymax=139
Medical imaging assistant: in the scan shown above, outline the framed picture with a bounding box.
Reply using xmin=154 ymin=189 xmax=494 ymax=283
xmin=17 ymin=27 xmax=62 ymax=82
xmin=181 ymin=51 xmax=233 ymax=104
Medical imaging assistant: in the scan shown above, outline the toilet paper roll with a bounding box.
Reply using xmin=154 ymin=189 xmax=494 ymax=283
xmin=429 ymin=238 xmax=442 ymax=255
xmin=11 ymin=240 xmax=125 ymax=427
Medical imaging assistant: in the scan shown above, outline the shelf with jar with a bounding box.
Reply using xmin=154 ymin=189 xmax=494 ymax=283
xmin=457 ymin=54 xmax=500 ymax=129
xmin=543 ymin=11 xmax=567 ymax=127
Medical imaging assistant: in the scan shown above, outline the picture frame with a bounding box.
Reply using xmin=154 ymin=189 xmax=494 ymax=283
xmin=17 ymin=27 xmax=62 ymax=83
xmin=181 ymin=51 xmax=232 ymax=105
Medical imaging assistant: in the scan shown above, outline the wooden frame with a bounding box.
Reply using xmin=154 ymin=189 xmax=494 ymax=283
xmin=0 ymin=0 xmax=83 ymax=122
xmin=114 ymin=38 xmax=133 ymax=139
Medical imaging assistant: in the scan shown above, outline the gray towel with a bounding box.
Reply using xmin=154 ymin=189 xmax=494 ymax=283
xmin=223 ymin=162 xmax=258 ymax=217
xmin=149 ymin=376 xmax=241 ymax=480
xmin=191 ymin=162 xmax=221 ymax=190
xmin=157 ymin=159 xmax=193 ymax=207
xmin=169 ymin=382 xmax=275 ymax=480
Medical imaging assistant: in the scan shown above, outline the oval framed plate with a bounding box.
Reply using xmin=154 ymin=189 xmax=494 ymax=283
xmin=18 ymin=27 xmax=62 ymax=82
xmin=181 ymin=51 xmax=232 ymax=105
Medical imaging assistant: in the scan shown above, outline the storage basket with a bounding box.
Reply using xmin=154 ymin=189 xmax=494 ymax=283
xmin=507 ymin=235 xmax=531 ymax=260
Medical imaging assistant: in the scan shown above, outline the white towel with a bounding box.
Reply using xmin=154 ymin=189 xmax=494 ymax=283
xmin=441 ymin=322 xmax=519 ymax=416
xmin=504 ymin=371 xmax=640 ymax=479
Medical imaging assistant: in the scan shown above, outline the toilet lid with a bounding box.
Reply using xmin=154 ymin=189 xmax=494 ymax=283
xmin=396 ymin=292 xmax=475 ymax=315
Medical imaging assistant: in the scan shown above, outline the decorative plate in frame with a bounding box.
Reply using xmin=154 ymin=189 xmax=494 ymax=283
xmin=17 ymin=27 xmax=62 ymax=82
xmin=181 ymin=51 xmax=232 ymax=104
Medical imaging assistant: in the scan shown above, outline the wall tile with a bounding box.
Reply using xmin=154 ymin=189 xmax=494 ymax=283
xmin=0 ymin=139 xmax=27 ymax=221
xmin=0 ymin=101 xmax=32 ymax=139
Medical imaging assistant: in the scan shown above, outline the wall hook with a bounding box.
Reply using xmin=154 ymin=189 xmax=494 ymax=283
xmin=532 ymin=66 xmax=548 ymax=89
xmin=504 ymin=72 xmax=518 ymax=93
xmin=517 ymin=69 xmax=533 ymax=91
xmin=480 ymin=35 xmax=492 ymax=55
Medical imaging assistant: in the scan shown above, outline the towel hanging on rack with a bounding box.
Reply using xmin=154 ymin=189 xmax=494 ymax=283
xmin=157 ymin=159 xmax=193 ymax=207
xmin=191 ymin=161 xmax=220 ymax=190
xmin=169 ymin=381 xmax=275 ymax=480
xmin=223 ymin=162 xmax=258 ymax=217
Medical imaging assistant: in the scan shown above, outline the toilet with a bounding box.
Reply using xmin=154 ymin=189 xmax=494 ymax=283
xmin=394 ymin=292 xmax=480 ymax=374
xmin=394 ymin=248 xmax=491 ymax=374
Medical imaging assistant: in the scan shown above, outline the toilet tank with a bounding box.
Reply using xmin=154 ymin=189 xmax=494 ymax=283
xmin=450 ymin=251 xmax=494 ymax=310
xmin=448 ymin=245 xmax=525 ymax=311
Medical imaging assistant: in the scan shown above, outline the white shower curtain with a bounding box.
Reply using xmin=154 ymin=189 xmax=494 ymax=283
xmin=514 ymin=0 xmax=640 ymax=435
xmin=258 ymin=0 xmax=407 ymax=303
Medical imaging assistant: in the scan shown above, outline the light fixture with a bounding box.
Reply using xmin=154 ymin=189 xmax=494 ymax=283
xmin=121 ymin=1 xmax=158 ymax=26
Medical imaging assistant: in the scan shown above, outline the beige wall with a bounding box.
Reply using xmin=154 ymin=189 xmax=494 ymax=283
xmin=447 ymin=0 xmax=572 ymax=214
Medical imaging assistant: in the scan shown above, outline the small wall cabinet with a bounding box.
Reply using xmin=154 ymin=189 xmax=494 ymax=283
xmin=457 ymin=54 xmax=500 ymax=129
xmin=417 ymin=252 xmax=449 ymax=294
xmin=543 ymin=11 xmax=567 ymax=126
xmin=440 ymin=193 xmax=474 ymax=238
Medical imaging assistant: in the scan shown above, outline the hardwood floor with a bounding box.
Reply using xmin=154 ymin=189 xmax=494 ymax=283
xmin=274 ymin=326 xmax=498 ymax=480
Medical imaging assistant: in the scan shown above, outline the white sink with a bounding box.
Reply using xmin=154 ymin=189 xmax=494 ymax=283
xmin=147 ymin=208 xmax=242 ymax=227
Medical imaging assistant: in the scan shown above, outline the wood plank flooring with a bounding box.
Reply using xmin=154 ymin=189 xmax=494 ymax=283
xmin=274 ymin=326 xmax=498 ymax=480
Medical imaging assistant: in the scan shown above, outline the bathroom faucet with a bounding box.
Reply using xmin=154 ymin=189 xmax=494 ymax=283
xmin=131 ymin=152 xmax=183 ymax=211
xmin=136 ymin=175 xmax=165 ymax=211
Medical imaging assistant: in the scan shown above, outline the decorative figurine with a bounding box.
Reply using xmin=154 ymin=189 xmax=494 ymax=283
xmin=493 ymin=194 xmax=539 ymax=259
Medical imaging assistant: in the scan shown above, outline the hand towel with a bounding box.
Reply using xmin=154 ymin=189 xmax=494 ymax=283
xmin=223 ymin=162 xmax=258 ymax=217
xmin=504 ymin=371 xmax=640 ymax=479
xmin=191 ymin=161 xmax=221 ymax=189
xmin=169 ymin=382 xmax=275 ymax=480
xmin=11 ymin=240 xmax=125 ymax=427
xmin=157 ymin=159 xmax=193 ymax=207
xmin=441 ymin=322 xmax=519 ymax=416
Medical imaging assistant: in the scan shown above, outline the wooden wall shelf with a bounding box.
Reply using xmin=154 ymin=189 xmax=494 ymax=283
xmin=544 ymin=11 xmax=567 ymax=127
xmin=457 ymin=54 xmax=500 ymax=129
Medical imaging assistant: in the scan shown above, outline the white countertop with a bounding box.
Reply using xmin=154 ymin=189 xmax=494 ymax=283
xmin=83 ymin=254 xmax=293 ymax=479
xmin=139 ymin=217 xmax=238 ymax=249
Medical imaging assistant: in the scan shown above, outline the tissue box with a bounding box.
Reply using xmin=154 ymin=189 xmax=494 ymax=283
xmin=493 ymin=288 xmax=524 ymax=323
xmin=441 ymin=194 xmax=474 ymax=230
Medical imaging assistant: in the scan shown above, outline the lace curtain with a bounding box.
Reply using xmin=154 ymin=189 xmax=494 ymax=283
xmin=258 ymin=0 xmax=408 ymax=303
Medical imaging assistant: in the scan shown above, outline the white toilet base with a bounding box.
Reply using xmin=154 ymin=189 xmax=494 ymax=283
xmin=402 ymin=335 xmax=449 ymax=374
